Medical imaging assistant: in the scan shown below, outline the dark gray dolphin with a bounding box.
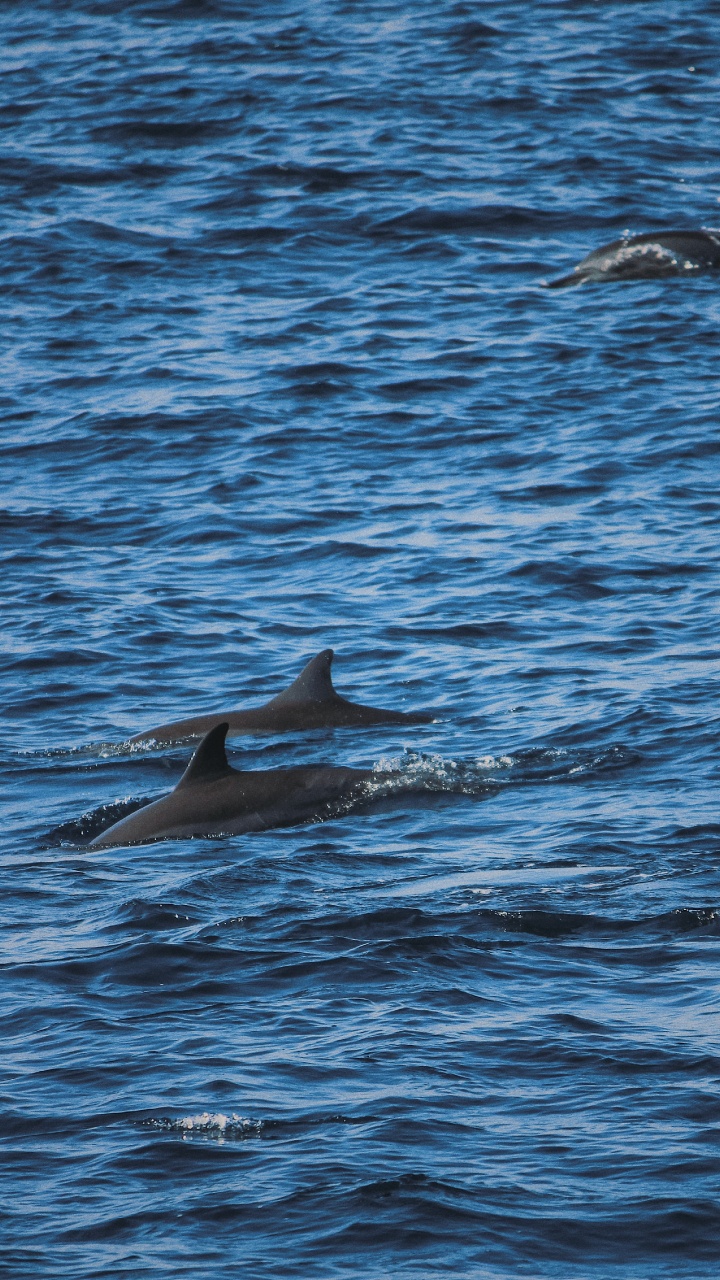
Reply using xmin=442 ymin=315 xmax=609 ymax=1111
xmin=91 ymin=722 xmax=377 ymax=848
xmin=129 ymin=649 xmax=433 ymax=743
xmin=546 ymin=229 xmax=720 ymax=288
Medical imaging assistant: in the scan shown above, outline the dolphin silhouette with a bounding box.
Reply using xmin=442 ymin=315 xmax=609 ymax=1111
xmin=129 ymin=649 xmax=433 ymax=743
xmin=91 ymin=722 xmax=378 ymax=848
xmin=546 ymin=229 xmax=720 ymax=288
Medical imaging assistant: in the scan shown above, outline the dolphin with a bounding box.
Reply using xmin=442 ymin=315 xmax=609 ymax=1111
xmin=90 ymin=722 xmax=378 ymax=848
xmin=546 ymin=229 xmax=720 ymax=288
xmin=128 ymin=648 xmax=433 ymax=743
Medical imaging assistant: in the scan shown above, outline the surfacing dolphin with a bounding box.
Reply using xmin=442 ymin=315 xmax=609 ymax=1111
xmin=91 ymin=722 xmax=378 ymax=848
xmin=129 ymin=648 xmax=433 ymax=743
xmin=546 ymin=229 xmax=720 ymax=288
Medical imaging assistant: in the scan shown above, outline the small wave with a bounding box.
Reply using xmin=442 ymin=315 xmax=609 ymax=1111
xmin=383 ymin=865 xmax=619 ymax=900
xmin=279 ymin=903 xmax=720 ymax=945
xmin=511 ymin=743 xmax=639 ymax=781
xmin=367 ymin=203 xmax=621 ymax=238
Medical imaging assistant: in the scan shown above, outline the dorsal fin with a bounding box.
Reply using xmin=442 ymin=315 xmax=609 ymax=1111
xmin=265 ymin=649 xmax=337 ymax=707
xmin=176 ymin=722 xmax=233 ymax=789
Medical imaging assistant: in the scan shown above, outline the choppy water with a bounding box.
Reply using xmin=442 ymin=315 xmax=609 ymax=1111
xmin=3 ymin=2 xmax=720 ymax=1276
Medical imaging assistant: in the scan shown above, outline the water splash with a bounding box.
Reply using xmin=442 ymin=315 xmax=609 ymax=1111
xmin=370 ymin=743 xmax=638 ymax=797
xmin=144 ymin=1113 xmax=263 ymax=1142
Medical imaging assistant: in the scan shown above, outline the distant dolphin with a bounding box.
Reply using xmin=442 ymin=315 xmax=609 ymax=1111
xmin=546 ymin=229 xmax=720 ymax=288
xmin=129 ymin=649 xmax=433 ymax=743
xmin=90 ymin=722 xmax=377 ymax=848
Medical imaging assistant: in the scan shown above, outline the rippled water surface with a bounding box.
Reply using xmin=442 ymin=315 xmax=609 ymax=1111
xmin=3 ymin=2 xmax=720 ymax=1276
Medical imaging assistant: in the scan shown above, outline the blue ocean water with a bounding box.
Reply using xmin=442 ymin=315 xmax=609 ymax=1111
xmin=3 ymin=1 xmax=720 ymax=1275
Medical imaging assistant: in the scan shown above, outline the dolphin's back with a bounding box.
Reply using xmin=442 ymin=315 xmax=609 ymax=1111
xmin=89 ymin=764 xmax=372 ymax=847
xmin=90 ymin=724 xmax=374 ymax=848
xmin=547 ymin=229 xmax=720 ymax=288
xmin=128 ymin=648 xmax=432 ymax=743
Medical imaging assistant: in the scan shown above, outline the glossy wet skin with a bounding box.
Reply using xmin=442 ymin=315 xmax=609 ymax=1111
xmin=128 ymin=648 xmax=433 ymax=743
